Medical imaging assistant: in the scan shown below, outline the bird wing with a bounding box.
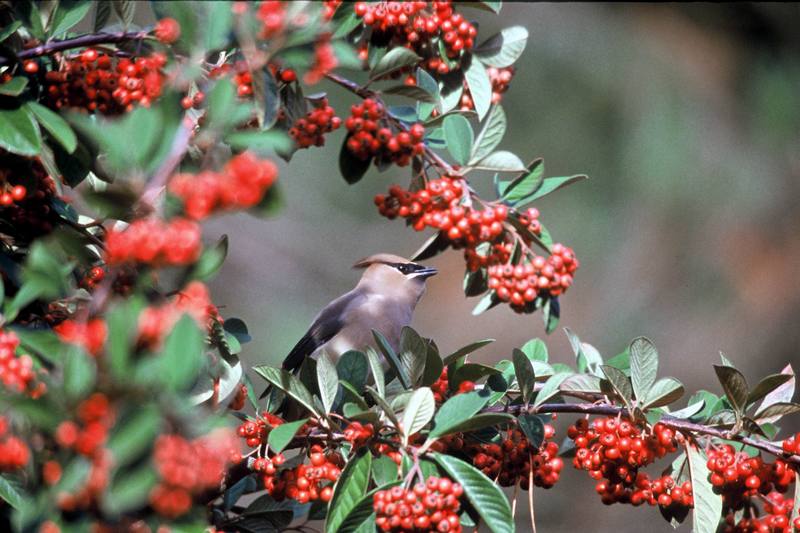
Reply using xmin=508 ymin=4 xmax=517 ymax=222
xmin=281 ymin=289 xmax=366 ymax=373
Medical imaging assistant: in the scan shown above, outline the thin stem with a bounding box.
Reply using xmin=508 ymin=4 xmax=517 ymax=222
xmin=0 ymin=31 xmax=149 ymax=66
xmin=528 ymin=458 xmax=537 ymax=533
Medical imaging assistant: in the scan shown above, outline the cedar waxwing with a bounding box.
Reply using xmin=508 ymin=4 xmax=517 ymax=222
xmin=281 ymin=253 xmax=437 ymax=372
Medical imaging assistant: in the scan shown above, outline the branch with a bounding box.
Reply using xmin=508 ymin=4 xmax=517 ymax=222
xmin=484 ymin=402 xmax=798 ymax=465
xmin=0 ymin=31 xmax=149 ymax=66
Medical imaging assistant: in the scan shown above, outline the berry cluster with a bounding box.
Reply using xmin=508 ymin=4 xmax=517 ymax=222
xmin=55 ymin=393 xmax=115 ymax=457
xmin=169 ymin=152 xmax=278 ymax=220
xmin=154 ymin=17 xmax=181 ymax=44
xmin=257 ymin=1 xmax=286 ymax=39
xmin=78 ymin=265 xmax=106 ymax=291
xmin=343 ymin=421 xmax=375 ymax=448
xmin=345 ymin=98 xmax=425 ymax=167
xmin=266 ymin=445 xmax=342 ymax=504
xmin=44 ymin=49 xmax=166 ymax=115
xmin=105 ymin=217 xmax=202 ymax=266
xmin=209 ymin=61 xmax=254 ymax=98
xmin=137 ymin=281 xmax=220 ymax=349
xmin=305 ymin=35 xmax=338 ymax=84
xmin=54 ymin=318 xmax=107 ymax=357
xmin=645 ymin=474 xmax=694 ymax=509
xmin=0 ymin=417 xmax=30 ymax=472
xmin=469 ymin=425 xmax=563 ymax=489
xmin=0 ymin=329 xmax=41 ymax=395
xmin=323 ymin=0 xmax=343 ymax=20
xmin=237 ymin=412 xmax=286 ymax=448
xmin=373 ymin=476 xmax=463 ymax=532
xmin=568 ymin=417 xmax=682 ymax=505
xmin=721 ymin=490 xmax=798 ymax=533
xmin=707 ymin=444 xmax=795 ymax=511
xmin=0 ymin=183 xmax=26 ymax=206
xmin=781 ymin=431 xmax=800 ymax=455
xmin=430 ymin=367 xmax=474 ymax=403
xmin=355 ymin=1 xmax=476 ymax=75
xmin=150 ymin=429 xmax=239 ymax=519
xmin=54 ymin=394 xmax=116 ymax=512
xmin=459 ymin=67 xmax=515 ymax=110
xmin=289 ymin=98 xmax=342 ymax=148
xmin=486 ymin=242 xmax=578 ymax=307
xmin=0 ymin=152 xmax=58 ymax=241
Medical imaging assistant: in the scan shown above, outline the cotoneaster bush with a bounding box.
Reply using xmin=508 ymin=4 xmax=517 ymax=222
xmin=0 ymin=2 xmax=798 ymax=533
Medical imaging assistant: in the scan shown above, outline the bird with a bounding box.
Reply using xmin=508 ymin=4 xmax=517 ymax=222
xmin=280 ymin=253 xmax=438 ymax=373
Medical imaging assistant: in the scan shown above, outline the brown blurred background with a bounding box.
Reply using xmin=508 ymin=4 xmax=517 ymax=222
xmin=200 ymin=3 xmax=800 ymax=531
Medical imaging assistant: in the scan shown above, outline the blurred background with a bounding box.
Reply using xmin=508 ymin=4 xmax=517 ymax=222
xmin=202 ymin=4 xmax=800 ymax=531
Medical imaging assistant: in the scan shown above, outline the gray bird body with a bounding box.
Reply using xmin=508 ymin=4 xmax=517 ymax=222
xmin=281 ymin=253 xmax=436 ymax=372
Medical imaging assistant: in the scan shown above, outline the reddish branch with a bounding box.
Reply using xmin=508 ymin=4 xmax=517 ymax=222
xmin=0 ymin=31 xmax=149 ymax=66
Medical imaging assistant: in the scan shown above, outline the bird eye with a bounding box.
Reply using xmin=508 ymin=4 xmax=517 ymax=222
xmin=397 ymin=264 xmax=410 ymax=274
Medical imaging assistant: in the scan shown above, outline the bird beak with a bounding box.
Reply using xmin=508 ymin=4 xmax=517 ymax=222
xmin=411 ymin=266 xmax=438 ymax=279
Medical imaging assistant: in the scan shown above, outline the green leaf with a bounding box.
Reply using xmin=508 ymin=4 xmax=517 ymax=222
xmin=106 ymin=405 xmax=161 ymax=467
xmin=366 ymin=386 xmax=401 ymax=429
xmin=399 ymin=327 xmax=428 ymax=386
xmin=523 ymin=175 xmax=588 ymax=203
xmin=0 ymin=77 xmax=28 ymax=96
xmin=758 ymin=364 xmax=795 ymax=419
xmin=226 ymin=130 xmax=293 ymax=155
xmin=157 ymin=315 xmax=204 ymax=392
xmin=373 ymin=330 xmax=410 ymax=389
xmin=93 ymin=1 xmax=112 ymax=31
xmin=464 ymin=59 xmax=492 ymax=120
xmin=450 ymin=363 xmax=500 ymax=389
xmin=686 ymin=444 xmax=723 ymax=533
xmin=713 ymin=365 xmax=749 ymax=415
xmin=103 ymin=466 xmax=157 ymax=515
xmin=443 ymin=114 xmax=473 ymax=165
xmin=0 ymin=475 xmax=23 ymax=509
xmin=668 ymin=398 xmax=707 ymax=420
xmin=337 ymin=351 xmax=368 ymax=392
xmin=754 ymin=402 xmax=800 ymax=421
xmin=474 ymin=26 xmax=528 ymax=68
xmin=472 ymin=150 xmax=526 ymax=172
xmin=470 ymin=105 xmax=506 ymax=163
xmin=203 ymin=0 xmax=233 ymax=51
xmin=0 ymin=21 xmax=22 ymax=42
xmin=439 ymin=412 xmax=513 ymax=436
xmin=316 ymin=352 xmax=339 ymax=414
xmin=370 ymin=47 xmax=421 ymax=80
xmin=365 ymin=347 xmax=385 ymax=398
xmin=512 ymin=348 xmax=535 ymax=404
xmin=401 ymin=387 xmax=435 ymax=445
xmin=189 ymin=234 xmax=228 ymax=282
xmin=747 ymin=373 xmax=793 ymax=407
xmin=339 ymin=135 xmax=372 ymax=184
xmin=372 ymin=455 xmax=398 ymax=487
xmin=601 ymin=365 xmax=633 ymax=404
xmin=644 ymin=377 xmax=685 ymax=408
xmin=63 ymin=347 xmax=96 ymax=400
xmin=254 ymin=366 xmax=321 ymax=417
xmin=326 ymin=452 xmax=373 ymax=533
xmin=443 ymin=339 xmax=494 ymax=366
xmin=429 ymin=389 xmax=491 ymax=439
xmin=25 ymin=102 xmax=77 ymax=153
xmin=49 ymin=0 xmax=92 ymax=38
xmin=534 ymin=372 xmax=571 ymax=406
xmin=472 ymin=291 xmax=499 ymax=315
xmin=519 ymin=338 xmax=548 ymax=362
xmin=432 ymin=453 xmax=513 ymax=533
xmin=383 ymin=84 xmax=436 ymax=103
xmin=268 ymin=419 xmax=308 ymax=454
xmin=630 ymin=337 xmax=659 ymax=403
xmin=500 ymin=158 xmax=544 ymax=204
xmin=517 ymin=413 xmax=544 ymax=447
xmin=10 ymin=326 xmax=63 ymax=365
xmin=422 ymin=344 xmax=444 ymax=387
xmin=0 ymin=107 xmax=41 ymax=156
xmin=559 ymin=373 xmax=602 ymax=394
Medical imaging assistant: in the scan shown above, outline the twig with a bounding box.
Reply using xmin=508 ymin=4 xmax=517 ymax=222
xmin=137 ymin=115 xmax=196 ymax=213
xmin=0 ymin=31 xmax=149 ymax=66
